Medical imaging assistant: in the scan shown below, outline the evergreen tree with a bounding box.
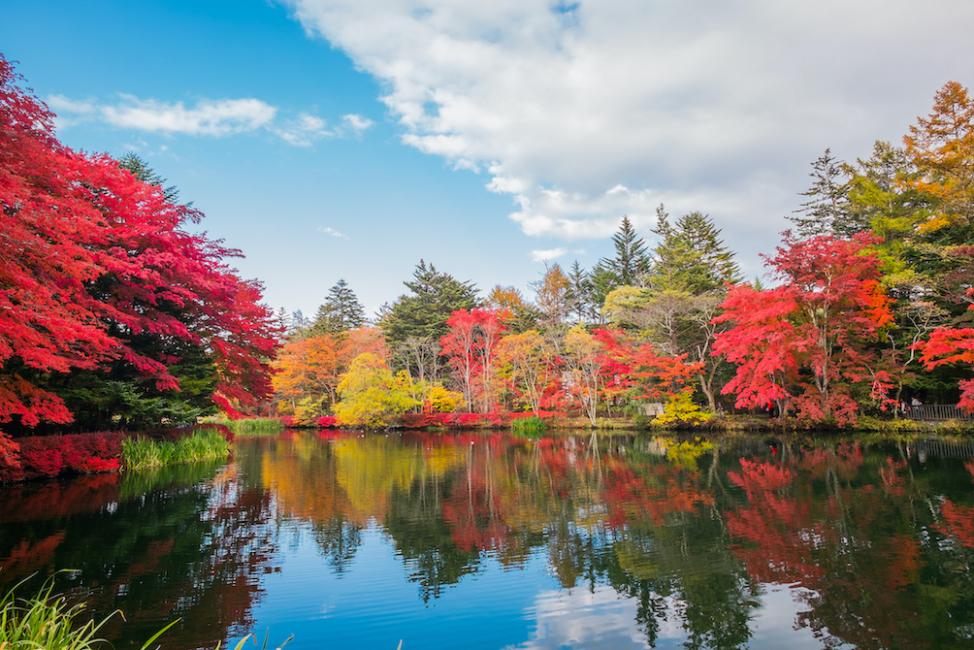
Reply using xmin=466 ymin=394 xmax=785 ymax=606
xmin=565 ymin=260 xmax=594 ymax=323
xmin=118 ymin=153 xmax=181 ymax=204
xmin=313 ymin=279 xmax=367 ymax=333
xmin=788 ymin=148 xmax=857 ymax=238
xmin=599 ymin=215 xmax=651 ymax=286
xmin=650 ymin=207 xmax=741 ymax=293
xmin=381 ymin=260 xmax=479 ymax=376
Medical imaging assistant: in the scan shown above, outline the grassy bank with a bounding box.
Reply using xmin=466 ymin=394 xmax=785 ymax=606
xmin=122 ymin=428 xmax=229 ymax=470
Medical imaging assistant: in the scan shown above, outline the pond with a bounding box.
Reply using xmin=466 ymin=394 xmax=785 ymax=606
xmin=1 ymin=430 xmax=974 ymax=649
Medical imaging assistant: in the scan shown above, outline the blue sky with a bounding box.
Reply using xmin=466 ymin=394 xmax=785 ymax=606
xmin=4 ymin=0 xmax=973 ymax=317
xmin=1 ymin=0 xmax=569 ymax=316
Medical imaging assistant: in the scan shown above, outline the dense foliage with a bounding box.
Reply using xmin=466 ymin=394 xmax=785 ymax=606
xmin=0 ymin=57 xmax=278 ymax=460
xmin=276 ymin=79 xmax=974 ymax=428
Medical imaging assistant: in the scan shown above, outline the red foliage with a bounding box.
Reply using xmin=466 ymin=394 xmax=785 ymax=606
xmin=714 ymin=233 xmax=895 ymax=424
xmin=919 ymin=288 xmax=974 ymax=413
xmin=593 ymin=328 xmax=702 ymax=402
xmin=3 ymin=431 xmax=125 ymax=481
xmin=937 ymin=499 xmax=974 ymax=549
xmin=0 ymin=56 xmax=278 ymax=448
xmin=317 ymin=415 xmax=338 ymax=428
xmin=440 ymin=309 xmax=507 ymax=413
xmin=728 ymin=458 xmax=794 ymax=493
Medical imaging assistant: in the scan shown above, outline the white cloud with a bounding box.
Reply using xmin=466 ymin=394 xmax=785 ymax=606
xmin=317 ymin=226 xmax=349 ymax=239
xmin=102 ymin=96 xmax=277 ymax=135
xmin=274 ymin=112 xmax=335 ymax=146
xmin=342 ymin=113 xmax=374 ymax=133
xmin=50 ymin=94 xmax=372 ymax=146
xmin=530 ymin=247 xmax=567 ymax=262
xmin=284 ymin=0 xmax=974 ymax=264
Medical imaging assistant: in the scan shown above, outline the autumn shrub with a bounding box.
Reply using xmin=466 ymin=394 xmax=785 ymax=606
xmin=317 ymin=415 xmax=338 ymax=428
xmin=122 ymin=428 xmax=229 ymax=470
xmin=0 ymin=432 xmax=125 ymax=482
xmin=653 ymin=393 xmax=715 ymax=428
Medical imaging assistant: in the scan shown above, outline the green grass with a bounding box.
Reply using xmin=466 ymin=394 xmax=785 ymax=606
xmin=122 ymin=428 xmax=229 ymax=471
xmin=0 ymin=575 xmax=291 ymax=649
xmin=0 ymin=575 xmax=117 ymax=649
xmin=512 ymin=416 xmax=548 ymax=437
xmin=201 ymin=416 xmax=285 ymax=436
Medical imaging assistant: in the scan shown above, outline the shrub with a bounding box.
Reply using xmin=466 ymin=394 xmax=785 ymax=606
xmin=653 ymin=393 xmax=715 ymax=428
xmin=2 ymin=432 xmax=125 ymax=482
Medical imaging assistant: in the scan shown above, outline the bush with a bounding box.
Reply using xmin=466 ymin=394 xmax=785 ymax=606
xmin=653 ymin=393 xmax=714 ymax=428
xmin=1 ymin=432 xmax=125 ymax=482
xmin=122 ymin=428 xmax=229 ymax=470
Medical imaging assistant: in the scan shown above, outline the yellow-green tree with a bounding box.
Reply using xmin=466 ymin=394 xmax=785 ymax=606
xmin=334 ymin=353 xmax=420 ymax=427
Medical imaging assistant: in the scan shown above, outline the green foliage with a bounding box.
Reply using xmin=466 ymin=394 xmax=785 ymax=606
xmin=122 ymin=428 xmax=230 ymax=470
xmin=312 ymin=279 xmax=367 ymax=334
xmin=511 ymin=416 xmax=548 ymax=437
xmin=650 ymin=206 xmax=741 ymax=293
xmin=653 ymin=393 xmax=715 ymax=428
xmin=598 ymin=215 xmax=651 ymax=286
xmin=382 ymin=260 xmax=478 ymax=345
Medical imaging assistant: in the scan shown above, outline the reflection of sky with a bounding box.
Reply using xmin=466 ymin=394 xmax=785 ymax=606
xmin=244 ymin=523 xmax=555 ymax=649
xmin=241 ymin=518 xmax=843 ymax=649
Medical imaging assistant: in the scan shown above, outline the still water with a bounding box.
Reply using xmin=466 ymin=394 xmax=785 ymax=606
xmin=2 ymin=430 xmax=974 ymax=649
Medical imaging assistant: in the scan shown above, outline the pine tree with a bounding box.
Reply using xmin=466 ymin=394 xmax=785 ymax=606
xmin=788 ymin=148 xmax=856 ymax=238
xmin=313 ymin=279 xmax=367 ymax=334
xmin=118 ymin=153 xmax=181 ymax=204
xmin=649 ymin=207 xmax=740 ymax=293
xmin=381 ymin=260 xmax=479 ymax=376
xmin=599 ymin=215 xmax=651 ymax=286
xmin=565 ymin=260 xmax=594 ymax=323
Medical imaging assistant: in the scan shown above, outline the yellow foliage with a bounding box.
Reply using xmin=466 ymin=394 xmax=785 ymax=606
xmin=653 ymin=392 xmax=714 ymax=427
xmin=334 ymin=353 xmax=420 ymax=427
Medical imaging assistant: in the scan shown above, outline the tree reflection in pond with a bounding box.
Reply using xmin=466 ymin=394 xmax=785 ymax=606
xmin=2 ymin=431 xmax=974 ymax=649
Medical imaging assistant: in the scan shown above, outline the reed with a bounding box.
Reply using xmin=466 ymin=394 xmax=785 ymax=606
xmin=122 ymin=428 xmax=229 ymax=470
xmin=511 ymin=416 xmax=548 ymax=437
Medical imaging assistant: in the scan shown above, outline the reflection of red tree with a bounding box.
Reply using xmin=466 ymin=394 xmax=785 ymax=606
xmin=937 ymin=499 xmax=974 ymax=548
xmin=0 ymin=473 xmax=120 ymax=523
xmin=728 ymin=458 xmax=793 ymax=493
xmin=795 ymin=444 xmax=864 ymax=481
xmin=602 ymin=459 xmax=713 ymax=528
xmin=0 ymin=532 xmax=65 ymax=577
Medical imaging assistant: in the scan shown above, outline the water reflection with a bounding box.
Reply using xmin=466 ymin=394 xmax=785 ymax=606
xmin=2 ymin=431 xmax=974 ymax=649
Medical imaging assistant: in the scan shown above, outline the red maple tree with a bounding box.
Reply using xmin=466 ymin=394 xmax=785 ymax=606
xmin=0 ymin=55 xmax=278 ymax=447
xmin=714 ymin=233 xmax=895 ymax=424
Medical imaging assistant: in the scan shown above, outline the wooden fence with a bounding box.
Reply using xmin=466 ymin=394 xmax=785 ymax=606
xmin=905 ymin=404 xmax=973 ymax=421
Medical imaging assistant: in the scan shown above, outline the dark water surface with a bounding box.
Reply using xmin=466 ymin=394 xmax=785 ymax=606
xmin=2 ymin=431 xmax=974 ymax=649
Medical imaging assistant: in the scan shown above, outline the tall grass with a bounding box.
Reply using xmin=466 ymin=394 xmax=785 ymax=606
xmin=225 ymin=417 xmax=284 ymax=436
xmin=122 ymin=428 xmax=229 ymax=471
xmin=0 ymin=575 xmax=116 ymax=649
xmin=0 ymin=575 xmax=292 ymax=649
xmin=511 ymin=416 xmax=548 ymax=437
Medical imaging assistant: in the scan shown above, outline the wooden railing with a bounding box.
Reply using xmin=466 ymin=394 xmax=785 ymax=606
xmin=905 ymin=404 xmax=973 ymax=421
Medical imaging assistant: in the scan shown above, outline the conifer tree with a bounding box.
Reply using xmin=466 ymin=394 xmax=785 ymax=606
xmin=788 ymin=148 xmax=856 ymax=238
xmin=599 ymin=215 xmax=651 ymax=286
xmin=314 ymin=279 xmax=367 ymax=334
